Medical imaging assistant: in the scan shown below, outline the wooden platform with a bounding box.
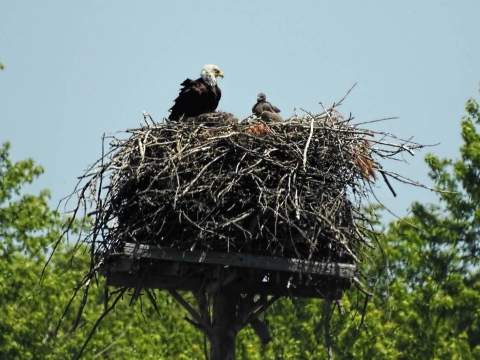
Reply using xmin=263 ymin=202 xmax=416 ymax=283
xmin=99 ymin=242 xmax=358 ymax=299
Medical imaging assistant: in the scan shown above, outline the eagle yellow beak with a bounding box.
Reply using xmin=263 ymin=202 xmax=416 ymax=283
xmin=217 ymin=70 xmax=225 ymax=78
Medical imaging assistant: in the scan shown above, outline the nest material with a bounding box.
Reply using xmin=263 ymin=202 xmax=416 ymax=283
xmin=87 ymin=110 xmax=383 ymax=265
xmin=67 ymin=108 xmax=430 ymax=270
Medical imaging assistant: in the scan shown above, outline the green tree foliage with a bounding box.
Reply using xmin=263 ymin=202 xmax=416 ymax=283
xmin=2 ymin=90 xmax=480 ymax=359
xmin=371 ymin=92 xmax=480 ymax=359
xmin=0 ymin=142 xmax=206 ymax=359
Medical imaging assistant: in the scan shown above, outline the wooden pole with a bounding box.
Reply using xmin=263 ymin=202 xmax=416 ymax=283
xmin=102 ymin=245 xmax=356 ymax=358
xmin=210 ymin=289 xmax=239 ymax=360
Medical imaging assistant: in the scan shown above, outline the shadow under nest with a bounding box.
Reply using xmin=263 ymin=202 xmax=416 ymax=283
xmin=96 ymin=110 xmax=378 ymax=265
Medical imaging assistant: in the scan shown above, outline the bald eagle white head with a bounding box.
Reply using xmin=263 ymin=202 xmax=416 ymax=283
xmin=201 ymin=64 xmax=224 ymax=87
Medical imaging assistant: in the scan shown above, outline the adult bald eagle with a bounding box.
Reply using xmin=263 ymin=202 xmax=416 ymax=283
xmin=168 ymin=64 xmax=224 ymax=121
xmin=252 ymin=93 xmax=281 ymax=117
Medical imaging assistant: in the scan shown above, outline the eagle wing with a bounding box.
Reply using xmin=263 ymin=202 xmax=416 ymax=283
xmin=271 ymin=104 xmax=281 ymax=113
xmin=168 ymin=79 xmax=213 ymax=121
xmin=210 ymin=84 xmax=221 ymax=111
xmin=252 ymin=102 xmax=259 ymax=115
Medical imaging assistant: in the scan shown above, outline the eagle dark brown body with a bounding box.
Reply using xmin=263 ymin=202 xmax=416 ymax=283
xmin=168 ymin=65 xmax=224 ymax=121
xmin=252 ymin=93 xmax=281 ymax=117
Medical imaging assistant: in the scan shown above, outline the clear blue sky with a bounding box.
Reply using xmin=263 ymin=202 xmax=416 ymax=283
xmin=1 ymin=1 xmax=479 ymax=221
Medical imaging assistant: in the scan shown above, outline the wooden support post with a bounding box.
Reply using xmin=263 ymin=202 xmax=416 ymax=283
xmin=250 ymin=317 xmax=271 ymax=345
xmin=101 ymin=244 xmax=356 ymax=358
xmin=210 ymin=288 xmax=239 ymax=360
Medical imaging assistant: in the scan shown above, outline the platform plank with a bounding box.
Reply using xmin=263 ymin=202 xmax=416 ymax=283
xmin=117 ymin=243 xmax=357 ymax=278
xmin=106 ymin=272 xmax=347 ymax=299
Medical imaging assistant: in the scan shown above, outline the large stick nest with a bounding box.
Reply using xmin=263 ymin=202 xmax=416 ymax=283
xmin=71 ymin=108 xmax=429 ymax=266
xmin=52 ymin=96 xmax=439 ymax=360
